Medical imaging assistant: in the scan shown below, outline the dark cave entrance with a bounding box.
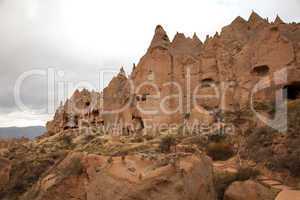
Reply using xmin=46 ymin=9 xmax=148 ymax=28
xmin=201 ymin=78 xmax=215 ymax=87
xmin=132 ymin=115 xmax=145 ymax=130
xmin=283 ymin=82 xmax=300 ymax=100
xmin=252 ymin=65 xmax=270 ymax=76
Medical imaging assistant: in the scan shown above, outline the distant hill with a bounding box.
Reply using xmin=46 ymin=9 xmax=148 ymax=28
xmin=0 ymin=126 xmax=45 ymax=139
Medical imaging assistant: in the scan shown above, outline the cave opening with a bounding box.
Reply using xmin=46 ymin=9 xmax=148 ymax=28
xmin=132 ymin=115 xmax=145 ymax=130
xmin=283 ymin=82 xmax=300 ymax=100
xmin=92 ymin=109 xmax=99 ymax=116
xmin=201 ymin=78 xmax=214 ymax=87
xmin=252 ymin=65 xmax=270 ymax=76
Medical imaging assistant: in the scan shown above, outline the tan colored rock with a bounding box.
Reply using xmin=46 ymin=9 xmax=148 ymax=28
xmin=148 ymin=25 xmax=171 ymax=52
xmin=224 ymin=180 xmax=276 ymax=200
xmin=188 ymin=107 xmax=215 ymax=125
xmin=275 ymin=190 xmax=300 ymax=200
xmin=45 ymin=13 xmax=300 ymax=135
xmin=23 ymin=153 xmax=216 ymax=200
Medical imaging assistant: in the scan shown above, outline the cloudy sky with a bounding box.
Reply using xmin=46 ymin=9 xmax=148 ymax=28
xmin=0 ymin=0 xmax=299 ymax=127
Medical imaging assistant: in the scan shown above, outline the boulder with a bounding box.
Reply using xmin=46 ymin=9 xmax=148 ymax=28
xmin=275 ymin=190 xmax=300 ymax=200
xmin=224 ymin=180 xmax=276 ymax=200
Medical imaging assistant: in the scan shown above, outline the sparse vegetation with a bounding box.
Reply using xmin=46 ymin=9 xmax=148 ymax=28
xmin=245 ymin=99 xmax=300 ymax=177
xmin=61 ymin=157 xmax=84 ymax=177
xmin=82 ymin=134 xmax=95 ymax=142
xmin=206 ymin=142 xmax=234 ymax=161
xmin=130 ymin=136 xmax=144 ymax=143
xmin=214 ymin=171 xmax=237 ymax=200
xmin=0 ymin=148 xmax=60 ymax=200
xmin=177 ymin=125 xmax=191 ymax=136
xmin=214 ymin=167 xmax=260 ymax=200
xmin=253 ymin=101 xmax=276 ymax=116
xmin=61 ymin=135 xmax=72 ymax=146
xmin=159 ymin=135 xmax=176 ymax=153
xmin=235 ymin=167 xmax=260 ymax=181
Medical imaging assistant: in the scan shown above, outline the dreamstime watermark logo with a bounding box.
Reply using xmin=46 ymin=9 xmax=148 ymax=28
xmin=13 ymin=66 xmax=291 ymax=133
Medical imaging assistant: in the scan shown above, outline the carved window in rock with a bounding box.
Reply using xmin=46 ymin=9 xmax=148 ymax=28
xmin=148 ymin=70 xmax=155 ymax=81
xmin=283 ymin=82 xmax=300 ymax=100
xmin=132 ymin=116 xmax=145 ymax=130
xmin=252 ymin=65 xmax=270 ymax=77
xmin=136 ymin=93 xmax=150 ymax=102
xmin=201 ymin=78 xmax=215 ymax=88
xmin=92 ymin=109 xmax=99 ymax=116
xmin=99 ymin=119 xmax=104 ymax=126
xmin=142 ymin=93 xmax=150 ymax=101
xmin=136 ymin=95 xmax=141 ymax=101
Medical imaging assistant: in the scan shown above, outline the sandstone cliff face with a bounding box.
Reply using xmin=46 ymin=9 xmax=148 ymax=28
xmin=46 ymin=12 xmax=300 ymax=135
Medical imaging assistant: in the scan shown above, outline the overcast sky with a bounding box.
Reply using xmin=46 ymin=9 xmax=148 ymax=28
xmin=0 ymin=0 xmax=299 ymax=127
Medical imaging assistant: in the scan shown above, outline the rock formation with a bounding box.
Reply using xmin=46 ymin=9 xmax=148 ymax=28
xmin=21 ymin=153 xmax=216 ymax=200
xmin=224 ymin=180 xmax=276 ymax=200
xmin=46 ymin=12 xmax=300 ymax=135
xmin=1 ymin=12 xmax=300 ymax=200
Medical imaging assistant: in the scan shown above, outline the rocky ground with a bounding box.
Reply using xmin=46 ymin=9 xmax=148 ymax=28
xmin=0 ymin=114 xmax=299 ymax=200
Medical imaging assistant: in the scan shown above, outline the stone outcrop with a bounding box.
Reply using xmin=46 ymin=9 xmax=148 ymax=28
xmin=22 ymin=152 xmax=216 ymax=200
xmin=224 ymin=180 xmax=276 ymax=200
xmin=275 ymin=190 xmax=300 ymax=200
xmin=45 ymin=12 xmax=300 ymax=135
xmin=46 ymin=89 xmax=103 ymax=135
